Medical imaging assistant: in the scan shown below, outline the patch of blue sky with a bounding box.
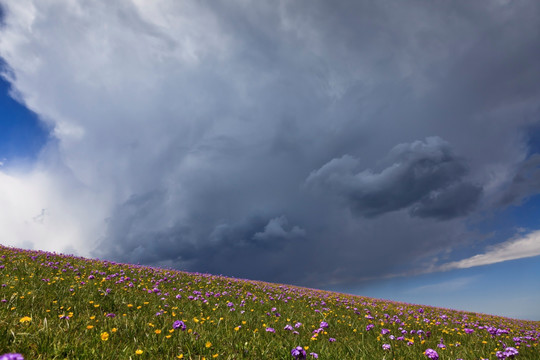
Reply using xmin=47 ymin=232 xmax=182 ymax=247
xmin=346 ymin=255 xmax=540 ymax=320
xmin=0 ymin=71 xmax=50 ymax=168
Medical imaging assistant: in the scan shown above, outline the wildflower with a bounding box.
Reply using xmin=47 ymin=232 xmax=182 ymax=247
xmin=100 ymin=332 xmax=109 ymax=341
xmin=135 ymin=350 xmax=143 ymax=355
xmin=294 ymin=322 xmax=302 ymax=328
xmin=320 ymin=321 xmax=329 ymax=328
xmin=205 ymin=341 xmax=212 ymax=348
xmin=382 ymin=344 xmax=391 ymax=350
xmin=381 ymin=328 xmax=390 ymax=335
xmin=291 ymin=346 xmax=307 ymax=360
xmin=329 ymin=337 xmax=336 ymax=342
xmin=284 ymin=324 xmax=294 ymax=331
xmin=309 ymin=353 xmax=318 ymax=359
xmin=0 ymin=354 xmax=24 ymax=360
xmin=173 ymin=320 xmax=186 ymax=331
xmin=424 ymin=348 xmax=439 ymax=360
xmin=19 ymin=316 xmax=31 ymax=323
xmin=366 ymin=324 xmax=374 ymax=331
xmin=499 ymin=347 xmax=519 ymax=358
xmin=266 ymin=327 xmax=275 ymax=333
xmin=504 ymin=347 xmax=519 ymax=356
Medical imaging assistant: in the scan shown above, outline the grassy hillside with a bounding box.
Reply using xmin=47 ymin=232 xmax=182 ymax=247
xmin=0 ymin=245 xmax=538 ymax=359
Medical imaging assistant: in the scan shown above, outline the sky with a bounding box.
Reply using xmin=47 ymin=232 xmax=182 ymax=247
xmin=0 ymin=0 xmax=540 ymax=320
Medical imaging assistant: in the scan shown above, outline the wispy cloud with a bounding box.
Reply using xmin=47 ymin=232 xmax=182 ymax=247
xmin=440 ymin=230 xmax=540 ymax=270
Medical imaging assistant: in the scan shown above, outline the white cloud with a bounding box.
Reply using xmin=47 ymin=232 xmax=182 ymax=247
xmin=440 ymin=230 xmax=540 ymax=270
xmin=0 ymin=168 xmax=108 ymax=256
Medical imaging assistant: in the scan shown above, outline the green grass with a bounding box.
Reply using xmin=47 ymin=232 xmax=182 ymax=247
xmin=0 ymin=245 xmax=538 ymax=359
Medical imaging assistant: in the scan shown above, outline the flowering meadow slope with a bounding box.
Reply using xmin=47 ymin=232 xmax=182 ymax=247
xmin=0 ymin=245 xmax=538 ymax=359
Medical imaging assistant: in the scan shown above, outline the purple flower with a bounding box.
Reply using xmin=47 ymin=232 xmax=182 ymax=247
xmin=329 ymin=337 xmax=336 ymax=342
xmin=320 ymin=321 xmax=329 ymax=328
xmin=503 ymin=347 xmax=519 ymax=358
xmin=266 ymin=327 xmax=275 ymax=333
xmin=309 ymin=353 xmax=318 ymax=359
xmin=0 ymin=354 xmax=24 ymax=360
xmin=424 ymin=348 xmax=439 ymax=360
xmin=284 ymin=324 xmax=294 ymax=331
xmin=366 ymin=324 xmax=374 ymax=331
xmin=381 ymin=328 xmax=390 ymax=335
xmin=291 ymin=346 xmax=306 ymax=360
xmin=173 ymin=320 xmax=186 ymax=331
xmin=105 ymin=313 xmax=116 ymax=318
xmin=382 ymin=344 xmax=391 ymax=350
xmin=294 ymin=322 xmax=302 ymax=328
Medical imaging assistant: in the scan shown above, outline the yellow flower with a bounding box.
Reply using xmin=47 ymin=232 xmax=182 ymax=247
xmin=101 ymin=332 xmax=109 ymax=341
xmin=87 ymin=325 xmax=94 ymax=329
xmin=205 ymin=341 xmax=212 ymax=348
xmin=177 ymin=355 xmax=184 ymax=359
xmin=213 ymin=354 xmax=219 ymax=358
xmin=19 ymin=316 xmax=32 ymax=323
xmin=135 ymin=349 xmax=143 ymax=355
xmin=234 ymin=326 xmax=240 ymax=331
xmin=155 ymin=329 xmax=162 ymax=334
xmin=112 ymin=328 xmax=117 ymax=332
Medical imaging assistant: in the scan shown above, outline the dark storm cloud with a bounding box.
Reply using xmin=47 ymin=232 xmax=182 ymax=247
xmin=98 ymin=191 xmax=307 ymax=281
xmin=1 ymin=0 xmax=540 ymax=288
xmin=306 ymin=137 xmax=482 ymax=219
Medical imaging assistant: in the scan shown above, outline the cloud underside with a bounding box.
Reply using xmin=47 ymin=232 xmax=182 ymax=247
xmin=0 ymin=0 xmax=540 ymax=287
xmin=306 ymin=137 xmax=483 ymax=220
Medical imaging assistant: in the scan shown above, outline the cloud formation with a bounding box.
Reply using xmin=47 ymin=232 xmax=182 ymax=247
xmin=440 ymin=230 xmax=540 ymax=270
xmin=306 ymin=137 xmax=482 ymax=219
xmin=0 ymin=0 xmax=540 ymax=288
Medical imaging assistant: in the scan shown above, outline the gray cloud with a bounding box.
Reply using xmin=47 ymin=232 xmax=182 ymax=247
xmin=306 ymin=137 xmax=482 ymax=219
xmin=494 ymin=154 xmax=540 ymax=207
xmin=0 ymin=0 xmax=539 ymax=289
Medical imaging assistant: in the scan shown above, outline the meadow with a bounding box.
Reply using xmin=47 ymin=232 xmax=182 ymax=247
xmin=0 ymin=245 xmax=538 ymax=359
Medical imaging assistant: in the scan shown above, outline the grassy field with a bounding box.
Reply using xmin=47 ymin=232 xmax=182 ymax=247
xmin=0 ymin=245 xmax=538 ymax=359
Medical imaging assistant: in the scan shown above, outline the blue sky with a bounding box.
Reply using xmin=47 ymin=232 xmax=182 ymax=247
xmin=0 ymin=73 xmax=48 ymax=167
xmin=1 ymin=0 xmax=540 ymax=321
